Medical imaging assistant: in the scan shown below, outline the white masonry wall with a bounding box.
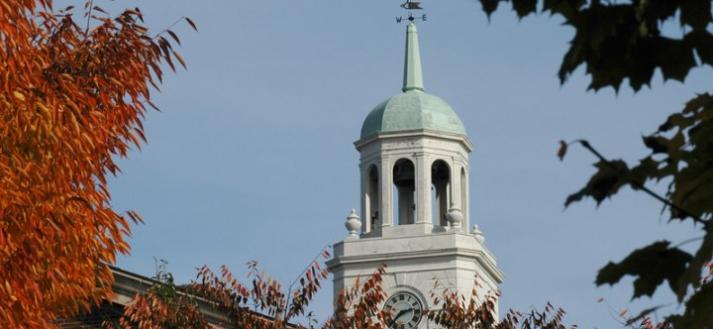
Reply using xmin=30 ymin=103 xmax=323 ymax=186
xmin=328 ymin=131 xmax=504 ymax=328
xmin=329 ymin=222 xmax=503 ymax=328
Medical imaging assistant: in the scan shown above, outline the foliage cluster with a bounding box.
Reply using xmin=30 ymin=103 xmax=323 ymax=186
xmin=117 ymin=261 xmax=572 ymax=329
xmin=472 ymin=0 xmax=713 ymax=327
xmin=0 ymin=1 xmax=190 ymax=327
xmin=113 ymin=272 xmax=207 ymax=329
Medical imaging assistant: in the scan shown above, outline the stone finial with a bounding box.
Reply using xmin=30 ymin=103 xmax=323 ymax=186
xmin=445 ymin=202 xmax=463 ymax=232
xmin=473 ymin=224 xmax=485 ymax=243
xmin=345 ymin=209 xmax=361 ymax=237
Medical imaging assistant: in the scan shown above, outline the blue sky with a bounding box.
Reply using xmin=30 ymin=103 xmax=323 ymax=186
xmin=75 ymin=0 xmax=712 ymax=327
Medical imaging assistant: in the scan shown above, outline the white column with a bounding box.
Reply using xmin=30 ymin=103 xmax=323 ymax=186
xmin=360 ymin=163 xmax=369 ymax=233
xmin=415 ymin=154 xmax=431 ymax=224
xmin=450 ymin=158 xmax=459 ymax=212
xmin=379 ymin=158 xmax=393 ymax=227
xmin=464 ymin=166 xmax=471 ymax=232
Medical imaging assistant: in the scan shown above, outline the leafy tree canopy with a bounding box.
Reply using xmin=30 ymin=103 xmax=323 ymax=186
xmin=0 ymin=1 xmax=192 ymax=327
xmin=477 ymin=0 xmax=713 ymax=328
xmin=480 ymin=0 xmax=712 ymax=91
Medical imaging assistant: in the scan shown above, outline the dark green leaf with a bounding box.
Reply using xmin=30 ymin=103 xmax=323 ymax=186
xmin=680 ymin=0 xmax=712 ymax=31
xmin=643 ymin=136 xmax=669 ymax=153
xmin=596 ymin=241 xmax=692 ymax=299
xmin=667 ymin=282 xmax=713 ymax=329
xmin=565 ymin=160 xmax=628 ymax=207
xmin=658 ymin=113 xmax=689 ymax=132
xmin=655 ymin=37 xmax=696 ymax=82
xmin=479 ymin=0 xmax=501 ymax=16
xmin=542 ymin=0 xmax=585 ymax=20
xmin=682 ymin=93 xmax=713 ymax=114
xmin=627 ymin=157 xmax=657 ymax=187
xmin=676 ymin=224 xmax=713 ymax=301
xmin=512 ymin=0 xmax=537 ymax=18
xmin=686 ymin=31 xmax=713 ymax=66
xmin=644 ymin=0 xmax=679 ymax=25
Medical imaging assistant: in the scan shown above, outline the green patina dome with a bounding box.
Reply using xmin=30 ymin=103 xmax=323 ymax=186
xmin=360 ymin=91 xmax=466 ymax=139
xmin=359 ymin=22 xmax=466 ymax=140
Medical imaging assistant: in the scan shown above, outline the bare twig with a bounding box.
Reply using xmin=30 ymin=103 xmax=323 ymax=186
xmin=84 ymin=0 xmax=94 ymax=35
xmin=153 ymin=16 xmax=189 ymax=39
xmin=284 ymin=244 xmax=331 ymax=320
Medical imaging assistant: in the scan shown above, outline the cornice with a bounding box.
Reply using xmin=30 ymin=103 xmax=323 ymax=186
xmin=327 ymin=247 xmax=504 ymax=283
xmin=354 ymin=129 xmax=473 ymax=152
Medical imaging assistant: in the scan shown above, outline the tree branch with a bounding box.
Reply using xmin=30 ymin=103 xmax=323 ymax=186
xmin=572 ymin=139 xmax=706 ymax=225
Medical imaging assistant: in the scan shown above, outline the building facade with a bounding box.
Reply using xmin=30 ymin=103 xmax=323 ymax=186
xmin=327 ymin=22 xmax=504 ymax=329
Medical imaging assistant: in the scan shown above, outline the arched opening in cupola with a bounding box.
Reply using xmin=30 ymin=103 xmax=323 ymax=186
xmin=431 ymin=160 xmax=450 ymax=227
xmin=365 ymin=165 xmax=379 ymax=232
xmin=392 ymin=158 xmax=416 ymax=225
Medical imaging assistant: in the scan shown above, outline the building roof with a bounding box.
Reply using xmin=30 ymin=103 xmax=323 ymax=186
xmin=56 ymin=266 xmax=297 ymax=329
xmin=359 ymin=22 xmax=466 ymax=140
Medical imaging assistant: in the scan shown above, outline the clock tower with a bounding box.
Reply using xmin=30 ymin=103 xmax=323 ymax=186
xmin=326 ymin=22 xmax=504 ymax=328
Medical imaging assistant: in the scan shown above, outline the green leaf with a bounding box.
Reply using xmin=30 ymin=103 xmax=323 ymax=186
xmin=676 ymin=224 xmax=713 ymax=301
xmin=479 ymin=0 xmax=501 ymax=16
xmin=667 ymin=282 xmax=713 ymax=329
xmin=627 ymin=157 xmax=657 ymax=187
xmin=565 ymin=160 xmax=628 ymax=207
xmin=596 ymin=241 xmax=692 ymax=299
xmin=643 ymin=136 xmax=669 ymax=153
xmin=685 ymin=31 xmax=713 ymax=66
xmin=654 ymin=37 xmax=696 ymax=82
xmin=644 ymin=0 xmax=679 ymax=25
xmin=657 ymin=113 xmax=691 ymax=132
xmin=512 ymin=0 xmax=537 ymax=18
xmin=682 ymin=93 xmax=713 ymax=114
xmin=680 ymin=0 xmax=712 ymax=31
xmin=542 ymin=0 xmax=585 ymax=20
xmin=671 ymin=167 xmax=713 ymax=220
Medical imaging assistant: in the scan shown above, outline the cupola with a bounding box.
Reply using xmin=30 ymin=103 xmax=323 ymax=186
xmin=354 ymin=22 xmax=473 ymax=236
xmin=359 ymin=23 xmax=467 ymax=140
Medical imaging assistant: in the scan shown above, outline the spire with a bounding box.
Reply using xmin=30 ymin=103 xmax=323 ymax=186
xmin=402 ymin=22 xmax=424 ymax=92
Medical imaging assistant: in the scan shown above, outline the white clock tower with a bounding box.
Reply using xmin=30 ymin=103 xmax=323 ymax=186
xmin=327 ymin=22 xmax=504 ymax=328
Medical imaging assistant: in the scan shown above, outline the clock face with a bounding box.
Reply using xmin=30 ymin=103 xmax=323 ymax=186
xmin=383 ymin=291 xmax=424 ymax=329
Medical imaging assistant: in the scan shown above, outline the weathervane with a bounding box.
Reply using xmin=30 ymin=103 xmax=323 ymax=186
xmin=396 ymin=0 xmax=426 ymax=23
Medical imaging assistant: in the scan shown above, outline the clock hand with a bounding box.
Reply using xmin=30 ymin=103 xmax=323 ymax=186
xmin=389 ymin=309 xmax=410 ymax=327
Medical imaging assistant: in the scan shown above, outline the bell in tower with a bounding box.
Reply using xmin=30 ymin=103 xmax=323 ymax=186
xmin=393 ymin=158 xmax=416 ymax=225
